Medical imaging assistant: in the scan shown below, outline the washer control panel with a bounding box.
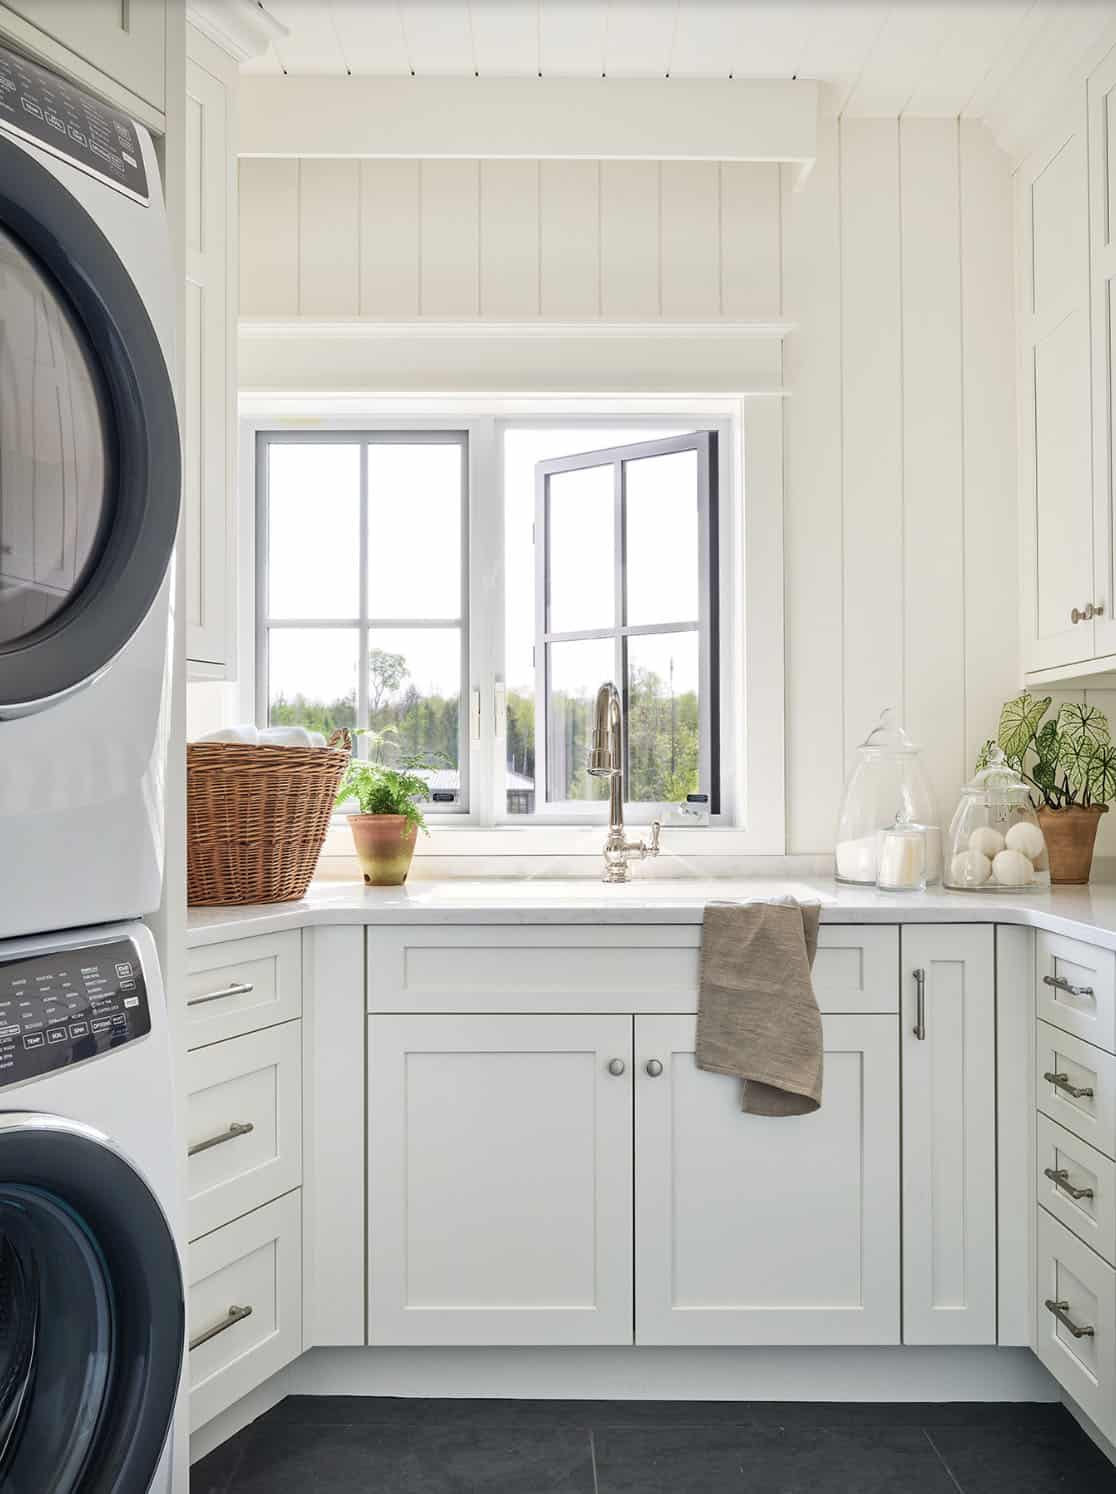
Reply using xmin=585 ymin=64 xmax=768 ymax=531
xmin=0 ymin=937 xmax=151 ymax=1087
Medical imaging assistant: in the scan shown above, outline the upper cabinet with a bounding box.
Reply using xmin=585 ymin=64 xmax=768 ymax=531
xmin=0 ymin=0 xmax=166 ymax=118
xmin=1018 ymin=46 xmax=1116 ymax=684
xmin=184 ymin=25 xmax=238 ymax=676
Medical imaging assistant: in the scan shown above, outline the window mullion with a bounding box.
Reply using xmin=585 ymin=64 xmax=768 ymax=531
xmin=615 ymin=457 xmax=627 ymax=796
xmin=357 ymin=441 xmax=369 ymax=731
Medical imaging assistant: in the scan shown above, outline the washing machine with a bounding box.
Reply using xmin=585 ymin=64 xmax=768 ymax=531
xmin=0 ymin=39 xmax=180 ymax=939
xmin=0 ymin=918 xmax=182 ymax=1493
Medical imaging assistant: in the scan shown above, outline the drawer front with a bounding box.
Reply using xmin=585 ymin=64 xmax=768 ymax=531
xmin=188 ymin=1191 xmax=302 ymax=1433
xmin=1037 ymin=1114 xmax=1116 ymax=1267
xmin=1036 ymin=932 xmax=1116 ymax=1055
xmin=367 ymin=924 xmax=898 ymax=1015
xmin=185 ymin=932 xmax=301 ymax=1048
xmin=1036 ymin=1209 xmax=1116 ymax=1441
xmin=1036 ymin=1021 xmax=1116 ymax=1159
xmin=186 ymin=1023 xmax=301 ymax=1241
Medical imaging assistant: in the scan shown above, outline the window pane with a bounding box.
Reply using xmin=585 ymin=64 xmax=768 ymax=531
xmin=547 ymin=464 xmax=614 ymax=633
xmin=268 ymin=445 xmax=359 ymax=618
xmin=627 ymin=631 xmax=701 ymax=803
xmin=625 ymin=449 xmax=699 ymax=626
xmin=367 ymin=627 xmax=461 ymax=774
xmin=546 ymin=637 xmax=614 ymax=803
xmin=268 ymin=628 xmax=358 ymax=733
xmin=368 ymin=443 xmax=462 ymax=620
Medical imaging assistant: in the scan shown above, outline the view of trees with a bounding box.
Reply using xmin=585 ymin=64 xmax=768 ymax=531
xmin=273 ymin=647 xmax=698 ymax=808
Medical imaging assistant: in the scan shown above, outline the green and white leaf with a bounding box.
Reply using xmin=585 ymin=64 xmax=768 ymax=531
xmin=1087 ymin=742 xmax=1116 ymax=805
xmin=974 ymin=739 xmax=996 ymax=773
xmin=1058 ymin=733 xmax=1095 ymax=793
xmin=1057 ymin=701 xmax=1112 ymax=751
xmin=998 ymin=693 xmax=1051 ymax=761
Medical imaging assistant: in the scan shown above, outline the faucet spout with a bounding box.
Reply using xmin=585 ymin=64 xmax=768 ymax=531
xmin=585 ymin=680 xmax=662 ymax=883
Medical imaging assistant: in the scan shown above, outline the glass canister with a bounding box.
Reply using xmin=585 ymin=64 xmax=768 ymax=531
xmin=835 ymin=710 xmax=940 ymax=885
xmin=944 ymin=748 xmax=1050 ymax=892
xmin=876 ymin=816 xmax=929 ymax=892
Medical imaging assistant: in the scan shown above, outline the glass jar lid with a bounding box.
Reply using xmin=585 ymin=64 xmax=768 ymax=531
xmin=856 ymin=708 xmax=921 ymax=757
xmin=959 ymin=745 xmax=1030 ymax=805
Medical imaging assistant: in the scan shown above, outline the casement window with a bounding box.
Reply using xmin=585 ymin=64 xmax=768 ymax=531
xmin=254 ymin=416 xmax=729 ymax=826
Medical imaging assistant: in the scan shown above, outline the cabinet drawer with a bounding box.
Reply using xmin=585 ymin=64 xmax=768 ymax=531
xmin=1036 ymin=1209 xmax=1116 ymax=1442
xmin=188 ymin=1191 xmax=302 ymax=1433
xmin=1037 ymin=1114 xmax=1116 ymax=1267
xmin=1036 ymin=932 xmax=1116 ymax=1054
xmin=186 ymin=1023 xmax=301 ymax=1241
xmin=1036 ymin=1021 xmax=1116 ymax=1158
xmin=185 ymin=932 xmax=301 ymax=1048
xmin=367 ymin=924 xmax=898 ymax=1015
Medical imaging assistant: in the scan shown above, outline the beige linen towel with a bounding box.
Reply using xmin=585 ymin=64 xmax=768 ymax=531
xmin=696 ymin=899 xmax=823 ymax=1116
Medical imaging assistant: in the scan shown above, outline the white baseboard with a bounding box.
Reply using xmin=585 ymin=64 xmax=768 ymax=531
xmin=189 ymin=1366 xmax=291 ymax=1466
xmin=1061 ymin=1391 xmax=1116 ymax=1468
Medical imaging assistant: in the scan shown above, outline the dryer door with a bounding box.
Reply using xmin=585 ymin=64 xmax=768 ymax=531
xmin=0 ymin=1114 xmax=183 ymax=1494
xmin=0 ymin=125 xmax=179 ymax=715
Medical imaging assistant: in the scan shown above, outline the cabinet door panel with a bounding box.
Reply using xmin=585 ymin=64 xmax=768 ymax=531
xmin=3 ymin=1 xmax=166 ymax=111
xmin=902 ymin=926 xmax=997 ymax=1344
xmin=634 ymin=1013 xmax=899 ymax=1346
xmin=1090 ymin=47 xmax=1116 ymax=659
xmin=368 ymin=1014 xmax=633 ymax=1346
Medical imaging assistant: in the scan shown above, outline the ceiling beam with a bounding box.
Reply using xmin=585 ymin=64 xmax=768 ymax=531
xmin=238 ymin=76 xmax=818 ymax=166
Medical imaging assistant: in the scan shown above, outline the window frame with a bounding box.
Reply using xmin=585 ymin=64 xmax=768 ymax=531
xmin=534 ymin=430 xmax=720 ymax=817
xmin=254 ymin=427 xmax=470 ymax=813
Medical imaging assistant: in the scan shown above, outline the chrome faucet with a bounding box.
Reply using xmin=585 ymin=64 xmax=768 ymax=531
xmin=586 ymin=681 xmax=661 ymax=883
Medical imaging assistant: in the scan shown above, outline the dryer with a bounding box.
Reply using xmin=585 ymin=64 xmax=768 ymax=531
xmin=0 ymin=40 xmax=180 ymax=939
xmin=0 ymin=919 xmax=182 ymax=1493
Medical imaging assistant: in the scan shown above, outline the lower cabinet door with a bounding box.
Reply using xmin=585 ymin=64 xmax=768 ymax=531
xmin=901 ymin=926 xmax=997 ymax=1345
xmin=368 ymin=1014 xmax=634 ymax=1346
xmin=634 ymin=1013 xmax=900 ymax=1345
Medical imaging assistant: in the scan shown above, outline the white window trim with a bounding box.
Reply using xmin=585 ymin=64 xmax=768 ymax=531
xmin=238 ymin=393 xmax=786 ymax=856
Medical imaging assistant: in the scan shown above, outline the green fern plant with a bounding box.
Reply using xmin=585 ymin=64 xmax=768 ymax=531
xmin=976 ymin=694 xmax=1116 ymax=810
xmin=334 ymin=728 xmax=437 ymax=834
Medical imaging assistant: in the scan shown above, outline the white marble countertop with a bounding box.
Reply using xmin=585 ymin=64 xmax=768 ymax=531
xmin=185 ymin=875 xmax=1116 ymax=950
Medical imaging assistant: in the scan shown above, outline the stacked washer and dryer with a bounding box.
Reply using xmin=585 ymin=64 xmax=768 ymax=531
xmin=0 ymin=38 xmax=184 ymax=1494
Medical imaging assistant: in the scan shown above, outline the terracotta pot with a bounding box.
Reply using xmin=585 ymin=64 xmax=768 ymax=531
xmin=1037 ymin=804 xmax=1109 ymax=885
xmin=347 ymin=814 xmax=418 ymax=886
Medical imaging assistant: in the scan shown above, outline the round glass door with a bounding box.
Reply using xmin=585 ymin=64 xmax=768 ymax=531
xmin=0 ymin=226 xmax=110 ymax=648
xmin=0 ymin=1118 xmax=183 ymax=1494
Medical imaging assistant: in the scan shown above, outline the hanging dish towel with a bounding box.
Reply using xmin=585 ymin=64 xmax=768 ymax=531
xmin=696 ymin=898 xmax=824 ymax=1116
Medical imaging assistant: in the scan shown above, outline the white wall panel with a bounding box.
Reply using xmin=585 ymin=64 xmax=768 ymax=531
xmin=660 ymin=162 xmax=719 ymax=318
xmin=420 ymin=160 xmax=480 ymax=317
xmin=539 ymin=160 xmax=600 ymax=317
xmin=360 ymin=160 xmax=421 ymax=318
xmin=599 ymin=160 xmax=660 ymax=318
xmin=239 ymin=158 xmax=298 ymax=317
xmin=298 ymin=159 xmax=359 ymax=316
xmin=481 ymin=161 xmax=540 ymax=318
xmin=720 ymin=163 xmax=781 ymax=317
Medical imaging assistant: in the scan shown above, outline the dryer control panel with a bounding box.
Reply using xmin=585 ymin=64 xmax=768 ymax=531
xmin=0 ymin=937 xmax=151 ymax=1087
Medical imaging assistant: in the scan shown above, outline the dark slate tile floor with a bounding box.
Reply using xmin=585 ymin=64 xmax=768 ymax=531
xmin=192 ymin=1397 xmax=1116 ymax=1493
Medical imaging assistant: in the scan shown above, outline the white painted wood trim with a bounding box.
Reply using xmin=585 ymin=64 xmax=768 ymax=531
xmin=238 ymin=76 xmax=818 ymax=165
xmin=239 ymin=319 xmax=796 ymax=342
xmin=996 ymin=925 xmax=1036 ymax=1349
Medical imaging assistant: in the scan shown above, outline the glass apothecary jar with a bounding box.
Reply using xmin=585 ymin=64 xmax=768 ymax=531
xmin=944 ymin=748 xmax=1050 ymax=892
xmin=835 ymin=710 xmax=940 ymax=885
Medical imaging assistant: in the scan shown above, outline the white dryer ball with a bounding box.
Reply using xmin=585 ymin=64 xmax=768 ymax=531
xmin=992 ymin=848 xmax=1035 ymax=887
xmin=1004 ymin=821 xmax=1046 ymax=862
xmin=969 ymin=826 xmax=1005 ymax=859
xmin=951 ymin=849 xmax=992 ymax=886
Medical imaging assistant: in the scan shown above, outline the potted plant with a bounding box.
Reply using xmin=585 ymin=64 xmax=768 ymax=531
xmin=334 ymin=731 xmax=433 ymax=887
xmin=977 ymin=694 xmax=1116 ymax=884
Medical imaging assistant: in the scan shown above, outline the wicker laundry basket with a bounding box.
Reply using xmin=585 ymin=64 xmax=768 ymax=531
xmin=187 ymin=730 xmax=351 ymax=906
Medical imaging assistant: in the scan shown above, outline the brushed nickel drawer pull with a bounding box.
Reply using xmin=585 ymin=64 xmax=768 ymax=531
xmin=1044 ymin=1071 xmax=1096 ymax=1100
xmin=913 ymin=968 xmax=926 ymax=1041
xmin=188 ymin=1121 xmax=254 ymax=1158
xmin=1043 ymin=974 xmax=1095 ymax=998
xmin=189 ymin=1304 xmax=253 ymax=1352
xmin=1044 ymin=1298 xmax=1095 ymax=1339
xmin=1044 ymin=1166 xmax=1096 ymax=1202
xmin=187 ymin=981 xmax=254 ymax=1009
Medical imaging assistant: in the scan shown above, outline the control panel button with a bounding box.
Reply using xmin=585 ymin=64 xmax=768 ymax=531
xmin=69 ymin=1022 xmax=89 ymax=1039
xmin=22 ymin=1034 xmax=43 ymax=1050
xmin=46 ymin=1028 xmax=66 ymax=1044
xmin=120 ymin=979 xmax=136 ymax=991
xmin=110 ymin=1014 xmax=127 ymax=1031
xmin=115 ymin=962 xmax=133 ymax=979
xmin=90 ymin=1018 xmax=112 ymax=1035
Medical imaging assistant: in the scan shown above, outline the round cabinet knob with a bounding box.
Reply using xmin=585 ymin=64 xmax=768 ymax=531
xmin=645 ymin=1059 xmax=664 ymax=1078
xmin=607 ymin=1058 xmax=626 ymax=1077
xmin=1072 ymin=607 xmax=1083 ymax=624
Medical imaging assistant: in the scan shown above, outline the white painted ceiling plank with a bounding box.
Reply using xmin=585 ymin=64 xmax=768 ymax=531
xmin=905 ymin=0 xmax=1031 ymax=116
xmin=991 ymin=5 xmax=1116 ymax=158
xmin=469 ymin=0 xmax=541 ymax=77
xmin=842 ymin=2 xmax=957 ymax=116
xmin=601 ymin=0 xmax=680 ymax=77
xmin=330 ymin=0 xmax=412 ymax=77
xmin=962 ymin=0 xmax=1052 ymax=120
xmin=399 ymin=0 xmax=476 ymax=75
xmin=669 ymin=1 xmax=811 ymax=78
xmin=793 ymin=2 xmax=892 ymax=113
xmin=539 ymin=0 xmax=608 ymax=77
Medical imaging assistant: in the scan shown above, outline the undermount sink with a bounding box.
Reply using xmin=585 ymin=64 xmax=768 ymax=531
xmin=409 ymin=879 xmax=831 ymax=903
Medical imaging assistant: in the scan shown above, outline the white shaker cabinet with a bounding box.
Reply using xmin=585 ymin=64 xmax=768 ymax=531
xmin=367 ymin=1013 xmax=634 ymax=1347
xmin=0 ymin=0 xmax=167 ymax=117
xmin=634 ymin=1013 xmax=900 ymax=1346
xmin=1017 ymin=100 xmax=1097 ymax=675
xmin=901 ymin=925 xmax=997 ymax=1344
xmin=184 ymin=26 xmax=238 ymax=675
xmin=1089 ymin=45 xmax=1116 ymax=664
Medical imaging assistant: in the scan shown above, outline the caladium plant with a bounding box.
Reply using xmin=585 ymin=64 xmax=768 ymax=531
xmin=976 ymin=695 xmax=1116 ymax=809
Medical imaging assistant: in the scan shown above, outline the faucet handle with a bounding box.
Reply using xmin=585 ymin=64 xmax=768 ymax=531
xmin=646 ymin=820 xmax=662 ymax=858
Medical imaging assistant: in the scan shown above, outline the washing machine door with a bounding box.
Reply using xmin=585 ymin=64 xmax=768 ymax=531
xmin=0 ymin=1114 xmax=183 ymax=1494
xmin=0 ymin=62 xmax=180 ymax=715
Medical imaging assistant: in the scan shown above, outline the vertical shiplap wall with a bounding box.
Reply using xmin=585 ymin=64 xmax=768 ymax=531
xmin=238 ymin=125 xmax=1018 ymax=853
xmin=239 ymin=157 xmax=784 ymax=319
xmin=782 ymin=115 xmax=1018 ymax=850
